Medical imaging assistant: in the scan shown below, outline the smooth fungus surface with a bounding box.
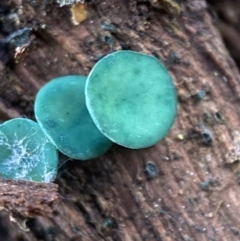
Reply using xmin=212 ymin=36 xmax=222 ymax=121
xmin=34 ymin=75 xmax=112 ymax=160
xmin=0 ymin=118 xmax=58 ymax=182
xmin=85 ymin=51 xmax=177 ymax=149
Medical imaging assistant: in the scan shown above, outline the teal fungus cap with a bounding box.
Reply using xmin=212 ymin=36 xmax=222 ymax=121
xmin=0 ymin=118 xmax=58 ymax=182
xmin=85 ymin=51 xmax=177 ymax=149
xmin=34 ymin=75 xmax=113 ymax=160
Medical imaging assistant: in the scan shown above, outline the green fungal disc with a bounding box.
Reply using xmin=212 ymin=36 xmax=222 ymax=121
xmin=34 ymin=75 xmax=113 ymax=160
xmin=0 ymin=118 xmax=58 ymax=182
xmin=85 ymin=50 xmax=177 ymax=149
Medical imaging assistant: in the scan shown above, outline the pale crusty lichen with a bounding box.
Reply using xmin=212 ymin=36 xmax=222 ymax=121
xmin=56 ymin=0 xmax=84 ymax=7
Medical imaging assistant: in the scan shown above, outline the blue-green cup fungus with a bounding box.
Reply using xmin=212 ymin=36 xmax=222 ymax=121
xmin=0 ymin=118 xmax=58 ymax=182
xmin=34 ymin=75 xmax=113 ymax=160
xmin=85 ymin=51 xmax=177 ymax=149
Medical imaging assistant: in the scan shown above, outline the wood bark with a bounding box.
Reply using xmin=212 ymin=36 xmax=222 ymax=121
xmin=1 ymin=0 xmax=240 ymax=241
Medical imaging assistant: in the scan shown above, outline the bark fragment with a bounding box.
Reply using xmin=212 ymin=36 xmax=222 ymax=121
xmin=0 ymin=178 xmax=58 ymax=217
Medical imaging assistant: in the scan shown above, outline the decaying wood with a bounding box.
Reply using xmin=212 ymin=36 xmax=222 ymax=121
xmin=0 ymin=178 xmax=58 ymax=233
xmin=208 ymin=0 xmax=240 ymax=68
xmin=0 ymin=178 xmax=58 ymax=217
xmin=1 ymin=0 xmax=240 ymax=240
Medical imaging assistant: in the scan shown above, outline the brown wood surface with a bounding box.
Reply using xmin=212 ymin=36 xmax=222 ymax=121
xmin=1 ymin=0 xmax=240 ymax=240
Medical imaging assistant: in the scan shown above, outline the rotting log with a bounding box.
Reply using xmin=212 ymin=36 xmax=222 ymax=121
xmin=1 ymin=0 xmax=240 ymax=240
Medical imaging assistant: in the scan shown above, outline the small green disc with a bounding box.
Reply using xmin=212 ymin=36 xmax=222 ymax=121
xmin=0 ymin=118 xmax=58 ymax=182
xmin=85 ymin=51 xmax=177 ymax=149
xmin=34 ymin=75 xmax=112 ymax=160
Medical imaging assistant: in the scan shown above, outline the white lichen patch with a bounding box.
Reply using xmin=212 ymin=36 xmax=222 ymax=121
xmin=225 ymin=131 xmax=240 ymax=164
xmin=56 ymin=0 xmax=84 ymax=7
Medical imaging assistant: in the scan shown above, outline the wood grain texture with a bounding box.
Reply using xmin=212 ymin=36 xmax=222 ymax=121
xmin=0 ymin=178 xmax=58 ymax=217
xmin=1 ymin=0 xmax=240 ymax=240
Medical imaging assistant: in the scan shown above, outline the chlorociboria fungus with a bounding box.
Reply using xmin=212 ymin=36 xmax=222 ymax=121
xmin=0 ymin=118 xmax=58 ymax=182
xmin=85 ymin=51 xmax=177 ymax=148
xmin=0 ymin=50 xmax=177 ymax=183
xmin=34 ymin=75 xmax=113 ymax=160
